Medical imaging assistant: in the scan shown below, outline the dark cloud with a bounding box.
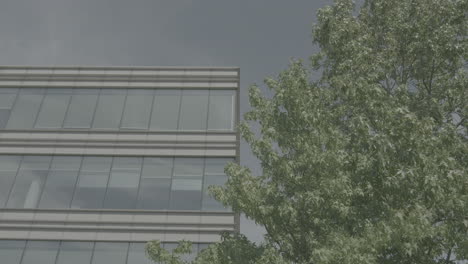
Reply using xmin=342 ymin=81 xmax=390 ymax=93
xmin=0 ymin=0 xmax=332 ymax=243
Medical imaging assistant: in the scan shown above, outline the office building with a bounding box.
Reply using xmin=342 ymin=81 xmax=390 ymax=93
xmin=0 ymin=66 xmax=239 ymax=263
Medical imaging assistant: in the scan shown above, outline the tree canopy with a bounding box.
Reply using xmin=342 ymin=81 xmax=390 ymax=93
xmin=147 ymin=0 xmax=468 ymax=263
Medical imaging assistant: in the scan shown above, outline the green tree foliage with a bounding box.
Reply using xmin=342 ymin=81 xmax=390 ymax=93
xmin=147 ymin=0 xmax=467 ymax=263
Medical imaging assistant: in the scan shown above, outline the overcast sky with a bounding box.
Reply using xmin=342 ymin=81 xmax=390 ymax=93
xmin=0 ymin=0 xmax=332 ymax=243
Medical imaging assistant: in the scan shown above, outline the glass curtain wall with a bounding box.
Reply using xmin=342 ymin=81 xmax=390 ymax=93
xmin=0 ymin=155 xmax=233 ymax=211
xmin=1 ymin=88 xmax=235 ymax=131
xmin=0 ymin=240 xmax=210 ymax=264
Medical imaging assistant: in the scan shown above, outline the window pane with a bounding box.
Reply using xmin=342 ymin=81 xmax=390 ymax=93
xmin=6 ymin=156 xmax=52 ymax=208
xmin=103 ymin=158 xmax=141 ymax=209
xmin=91 ymin=243 xmax=128 ymax=264
xmin=208 ymin=90 xmax=235 ymax=131
xmin=64 ymin=89 xmax=99 ymax=128
xmin=150 ymin=90 xmax=181 ymax=131
xmin=137 ymin=178 xmax=171 ymax=210
xmin=35 ymin=90 xmax=71 ymax=128
xmin=0 ymin=93 xmax=17 ymax=129
xmin=170 ymin=179 xmax=202 ymax=210
xmin=0 ymin=109 xmax=11 ymax=129
xmin=178 ymin=90 xmax=209 ymax=130
xmin=121 ymin=90 xmax=153 ymax=129
xmin=38 ymin=171 xmax=79 ymax=209
xmin=173 ymin=158 xmax=204 ymax=177
xmin=49 ymin=156 xmax=82 ymax=171
xmin=202 ymin=175 xmax=229 ymax=211
xmin=21 ymin=241 xmax=60 ymax=264
xmin=6 ymin=90 xmax=44 ymax=129
xmin=80 ymin=156 xmax=112 ymax=172
xmin=71 ymin=172 xmax=109 ymax=209
xmin=0 ymin=156 xmax=21 ymax=207
xmin=204 ymin=158 xmax=233 ymax=175
xmin=92 ymin=90 xmax=126 ymax=129
xmin=127 ymin=243 xmax=152 ymax=264
xmin=71 ymin=157 xmax=111 ymax=209
xmin=0 ymin=93 xmax=17 ymax=109
xmin=0 ymin=240 xmax=25 ymax=264
xmin=142 ymin=157 xmax=173 ymax=178
xmin=56 ymin=242 xmax=93 ymax=264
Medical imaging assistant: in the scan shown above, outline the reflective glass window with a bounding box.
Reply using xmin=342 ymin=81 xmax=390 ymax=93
xmin=137 ymin=178 xmax=171 ymax=210
xmin=127 ymin=243 xmax=152 ymax=264
xmin=170 ymin=179 xmax=202 ymax=210
xmin=150 ymin=90 xmax=181 ymax=131
xmin=92 ymin=89 xmax=126 ymax=129
xmin=63 ymin=89 xmax=99 ymax=128
xmin=137 ymin=158 xmax=172 ymax=209
xmin=6 ymin=89 xmax=45 ymax=129
xmin=35 ymin=89 xmax=72 ymax=128
xmin=203 ymin=175 xmax=228 ymax=211
xmin=142 ymin=157 xmax=173 ymax=178
xmin=21 ymin=241 xmax=60 ymax=264
xmin=71 ymin=157 xmax=111 ymax=209
xmin=103 ymin=157 xmax=141 ymax=209
xmin=178 ymin=90 xmax=209 ymax=130
xmin=207 ymin=90 xmax=235 ymax=131
xmin=0 ymin=89 xmax=18 ymax=129
xmin=38 ymin=156 xmax=81 ymax=209
xmin=91 ymin=242 xmax=128 ymax=264
xmin=173 ymin=158 xmax=204 ymax=177
xmin=204 ymin=158 xmax=232 ymax=175
xmin=6 ymin=156 xmax=52 ymax=208
xmin=121 ymin=89 xmax=153 ymax=129
xmin=55 ymin=242 xmax=93 ymax=264
xmin=0 ymin=240 xmax=25 ymax=264
xmin=0 ymin=156 xmax=21 ymax=207
xmin=203 ymin=158 xmax=232 ymax=211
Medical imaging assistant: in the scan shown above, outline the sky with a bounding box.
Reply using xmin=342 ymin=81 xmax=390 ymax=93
xmin=0 ymin=0 xmax=333 ymax=243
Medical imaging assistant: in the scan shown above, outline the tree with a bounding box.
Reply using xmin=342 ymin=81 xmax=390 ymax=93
xmin=147 ymin=0 xmax=468 ymax=263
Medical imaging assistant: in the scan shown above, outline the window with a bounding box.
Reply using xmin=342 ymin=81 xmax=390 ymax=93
xmin=0 ymin=155 xmax=233 ymax=211
xmin=173 ymin=158 xmax=204 ymax=177
xmin=150 ymin=90 xmax=181 ymax=131
xmin=0 ymin=156 xmax=21 ymax=207
xmin=63 ymin=89 xmax=99 ymax=128
xmin=0 ymin=240 xmax=25 ymax=264
xmin=35 ymin=89 xmax=72 ymax=128
xmin=6 ymin=156 xmax=52 ymax=208
xmin=0 ymin=88 xmax=235 ymax=131
xmin=127 ymin=243 xmax=153 ymax=264
xmin=203 ymin=158 xmax=232 ymax=211
xmin=170 ymin=179 xmax=203 ymax=210
xmin=171 ymin=158 xmax=203 ymax=210
xmin=21 ymin=241 xmax=60 ymax=264
xmin=121 ymin=89 xmax=153 ymax=129
xmin=208 ymin=90 xmax=235 ymax=131
xmin=55 ymin=242 xmax=93 ymax=264
xmin=92 ymin=243 xmax=128 ymax=264
xmin=92 ymin=89 xmax=126 ymax=129
xmin=38 ymin=156 xmax=81 ymax=209
xmin=6 ymin=89 xmax=45 ymax=129
xmin=137 ymin=158 xmax=172 ymax=209
xmin=178 ymin=90 xmax=209 ymax=130
xmin=0 ymin=89 xmax=18 ymax=129
xmin=103 ymin=157 xmax=141 ymax=209
xmin=71 ymin=157 xmax=111 ymax=209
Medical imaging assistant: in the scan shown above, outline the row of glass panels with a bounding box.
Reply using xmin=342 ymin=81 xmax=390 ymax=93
xmin=0 ymin=240 xmax=208 ymax=264
xmin=0 ymin=155 xmax=233 ymax=211
xmin=0 ymin=88 xmax=235 ymax=131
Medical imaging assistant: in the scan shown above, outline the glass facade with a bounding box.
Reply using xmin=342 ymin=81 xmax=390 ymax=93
xmin=0 ymin=240 xmax=210 ymax=264
xmin=0 ymin=88 xmax=235 ymax=131
xmin=0 ymin=155 xmax=232 ymax=211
